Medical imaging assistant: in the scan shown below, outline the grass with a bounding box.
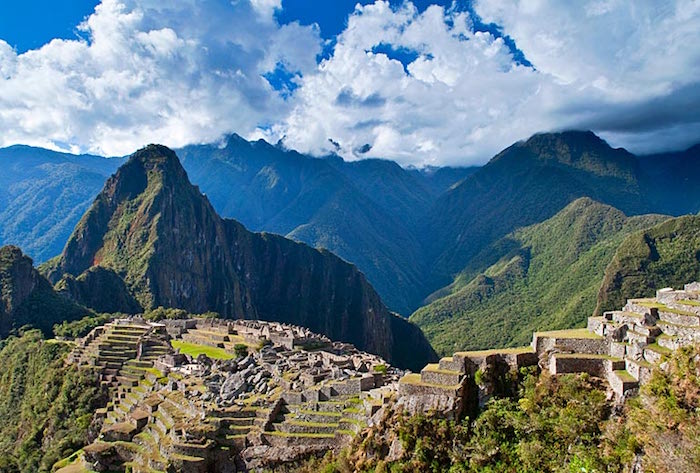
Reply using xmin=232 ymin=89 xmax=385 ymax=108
xmin=554 ymin=353 xmax=621 ymax=360
xmin=534 ymin=328 xmax=602 ymax=339
xmin=455 ymin=346 xmax=534 ymax=357
xmin=646 ymin=342 xmax=672 ymax=356
xmin=614 ymin=370 xmax=637 ymax=383
xmin=288 ymin=420 xmax=340 ymax=428
xmin=265 ymin=431 xmax=336 ymax=438
xmin=399 ymin=373 xmax=461 ymax=389
xmin=171 ymin=340 xmax=233 ymax=360
xmin=422 ymin=363 xmax=461 ymax=375
xmin=679 ymin=299 xmax=700 ymax=307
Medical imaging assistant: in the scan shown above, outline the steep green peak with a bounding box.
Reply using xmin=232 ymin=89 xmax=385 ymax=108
xmin=0 ymin=245 xmax=27 ymax=268
xmin=489 ymin=130 xmax=638 ymax=180
xmin=127 ymin=144 xmax=188 ymax=180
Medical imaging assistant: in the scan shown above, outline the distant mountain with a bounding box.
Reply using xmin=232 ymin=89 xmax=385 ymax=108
xmin=411 ymin=198 xmax=667 ymax=355
xmin=424 ymin=131 xmax=655 ymax=289
xmin=177 ymin=137 xmax=475 ymax=314
xmin=0 ymin=139 xmax=472 ymax=315
xmin=0 ymin=245 xmax=89 ymax=337
xmin=41 ymin=145 xmax=435 ymax=369
xmin=1 ymin=131 xmax=698 ymax=321
xmin=596 ymin=214 xmax=700 ymax=314
xmin=0 ymin=146 xmax=123 ymax=262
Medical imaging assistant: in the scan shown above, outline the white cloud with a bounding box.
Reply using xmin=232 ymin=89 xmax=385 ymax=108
xmin=270 ymin=0 xmax=700 ymax=165
xmin=0 ymin=0 xmax=699 ymax=165
xmin=0 ymin=0 xmax=321 ymax=156
xmin=268 ymin=2 xmax=552 ymax=166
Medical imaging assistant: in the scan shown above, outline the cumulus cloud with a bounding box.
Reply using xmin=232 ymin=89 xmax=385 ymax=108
xmin=0 ymin=0 xmax=698 ymax=165
xmin=0 ymin=0 xmax=320 ymax=155
xmin=266 ymin=0 xmax=700 ymax=165
xmin=267 ymin=1 xmax=551 ymax=165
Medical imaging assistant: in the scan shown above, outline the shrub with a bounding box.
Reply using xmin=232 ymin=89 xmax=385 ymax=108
xmin=234 ymin=343 xmax=248 ymax=358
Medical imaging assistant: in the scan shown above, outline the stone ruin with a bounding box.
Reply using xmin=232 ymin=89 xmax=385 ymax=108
xmin=397 ymin=282 xmax=700 ymax=420
xmin=62 ymin=317 xmax=401 ymax=472
xmin=57 ymin=283 xmax=700 ymax=472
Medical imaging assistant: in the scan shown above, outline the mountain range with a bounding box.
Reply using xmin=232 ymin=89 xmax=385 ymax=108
xmin=36 ymin=144 xmax=435 ymax=369
xmin=2 ymin=130 xmax=700 ymax=355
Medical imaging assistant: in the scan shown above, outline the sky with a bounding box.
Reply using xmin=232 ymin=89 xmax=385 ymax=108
xmin=0 ymin=0 xmax=698 ymax=167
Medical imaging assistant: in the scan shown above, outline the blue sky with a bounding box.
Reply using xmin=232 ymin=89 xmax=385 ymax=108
xmin=0 ymin=1 xmax=698 ymax=166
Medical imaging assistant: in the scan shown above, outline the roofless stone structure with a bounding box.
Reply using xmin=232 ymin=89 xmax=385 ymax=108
xmin=398 ymin=282 xmax=700 ymax=418
xmin=59 ymin=283 xmax=700 ymax=472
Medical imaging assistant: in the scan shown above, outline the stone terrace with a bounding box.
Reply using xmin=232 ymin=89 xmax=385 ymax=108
xmin=64 ymin=316 xmax=401 ymax=472
xmin=398 ymin=282 xmax=700 ymax=417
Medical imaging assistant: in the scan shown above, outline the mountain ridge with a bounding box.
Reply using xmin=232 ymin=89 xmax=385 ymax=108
xmin=41 ymin=144 xmax=436 ymax=369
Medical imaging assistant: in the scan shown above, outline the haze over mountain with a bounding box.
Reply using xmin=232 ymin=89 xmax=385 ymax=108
xmin=39 ymin=144 xmax=435 ymax=369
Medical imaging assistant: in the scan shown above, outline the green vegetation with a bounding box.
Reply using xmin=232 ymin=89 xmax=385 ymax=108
xmin=143 ymin=307 xmax=218 ymax=322
xmin=0 ymin=246 xmax=92 ymax=338
xmin=610 ymin=344 xmax=700 ymax=472
xmin=0 ymin=330 xmax=106 ymax=472
xmin=171 ymin=340 xmax=233 ymax=360
xmin=293 ymin=344 xmax=700 ymax=473
xmin=233 ymin=343 xmax=248 ymax=358
xmin=412 ymin=198 xmax=665 ymax=355
xmin=53 ymin=313 xmax=112 ymax=339
xmin=596 ymin=215 xmax=700 ymax=314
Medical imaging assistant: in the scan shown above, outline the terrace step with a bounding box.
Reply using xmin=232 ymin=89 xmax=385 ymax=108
xmin=609 ymin=370 xmax=639 ymax=397
xmin=420 ymin=364 xmax=462 ymax=385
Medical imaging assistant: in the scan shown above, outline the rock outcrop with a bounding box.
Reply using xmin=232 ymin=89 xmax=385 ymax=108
xmin=43 ymin=145 xmax=436 ymax=370
xmin=0 ymin=245 xmax=88 ymax=336
xmin=55 ymin=266 xmax=142 ymax=314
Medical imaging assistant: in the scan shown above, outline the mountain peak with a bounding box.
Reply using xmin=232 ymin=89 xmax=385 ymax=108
xmin=127 ymin=144 xmax=188 ymax=178
xmin=41 ymin=147 xmax=435 ymax=369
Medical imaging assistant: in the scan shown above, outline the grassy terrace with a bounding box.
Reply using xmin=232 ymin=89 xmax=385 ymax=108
xmin=422 ymin=363 xmax=460 ymax=374
xmin=614 ymin=370 xmax=637 ymax=383
xmin=265 ymin=431 xmax=336 ymax=438
xmin=646 ymin=342 xmax=672 ymax=356
xmin=554 ymin=353 xmax=621 ymax=360
xmin=455 ymin=346 xmax=534 ymax=357
xmin=534 ymin=328 xmax=602 ymax=339
xmin=399 ymin=373 xmax=461 ymax=389
xmin=636 ymin=300 xmax=697 ymax=316
xmin=171 ymin=340 xmax=233 ymax=360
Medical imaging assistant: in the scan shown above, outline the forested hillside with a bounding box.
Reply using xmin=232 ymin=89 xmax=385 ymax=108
xmin=411 ymin=198 xmax=667 ymax=354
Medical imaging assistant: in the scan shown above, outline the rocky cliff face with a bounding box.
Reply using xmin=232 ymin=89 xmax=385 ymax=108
xmin=55 ymin=267 xmax=142 ymax=315
xmin=44 ymin=145 xmax=436 ymax=369
xmin=1 ymin=245 xmax=88 ymax=336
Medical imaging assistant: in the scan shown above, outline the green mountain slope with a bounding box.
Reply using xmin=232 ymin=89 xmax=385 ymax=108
xmin=41 ymin=145 xmax=435 ymax=369
xmin=596 ymin=214 xmax=700 ymax=314
xmin=424 ymin=131 xmax=654 ymax=291
xmin=411 ymin=198 xmax=667 ymax=355
xmin=0 ymin=330 xmax=106 ymax=472
xmin=0 ymin=146 xmax=123 ymax=263
xmin=0 ymin=246 xmax=89 ymax=337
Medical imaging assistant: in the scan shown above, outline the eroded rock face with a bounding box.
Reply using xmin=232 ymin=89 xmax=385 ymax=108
xmin=43 ymin=145 xmax=436 ymax=369
xmin=0 ymin=245 xmax=88 ymax=336
xmin=0 ymin=246 xmax=41 ymax=317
